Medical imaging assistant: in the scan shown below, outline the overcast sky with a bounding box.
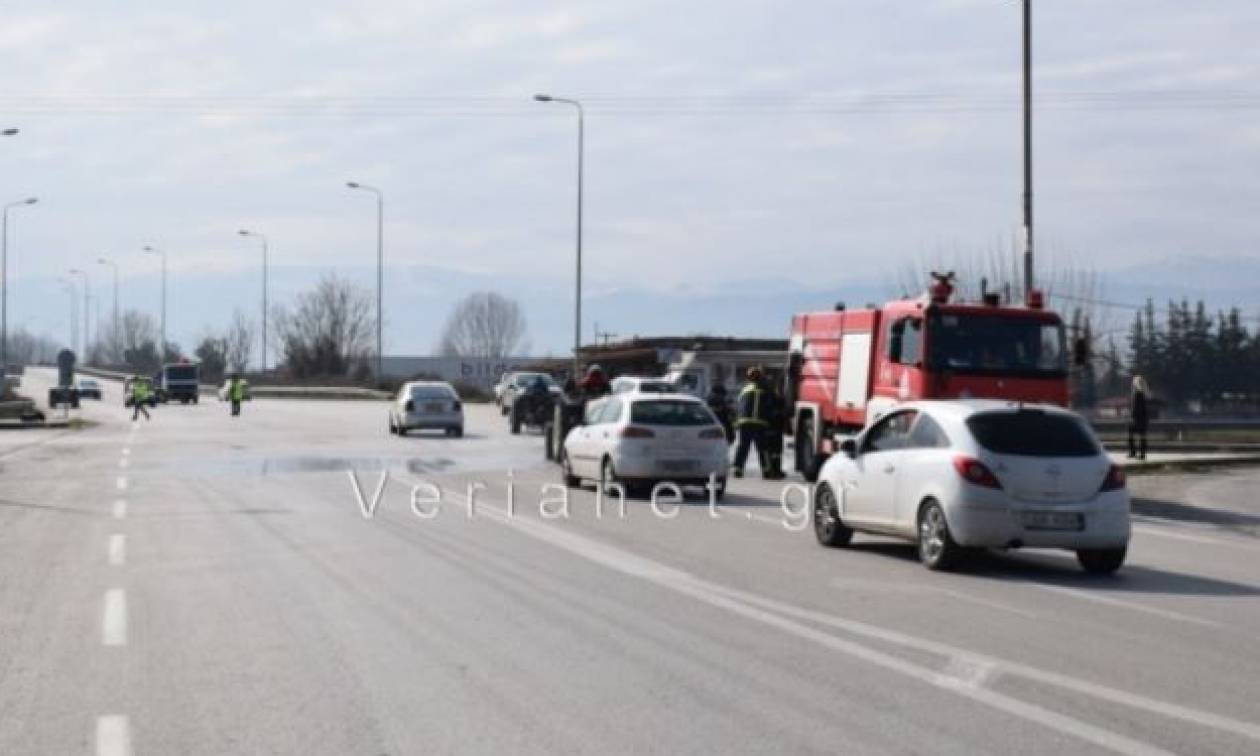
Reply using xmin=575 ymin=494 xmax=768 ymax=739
xmin=2 ymin=0 xmax=1257 ymax=356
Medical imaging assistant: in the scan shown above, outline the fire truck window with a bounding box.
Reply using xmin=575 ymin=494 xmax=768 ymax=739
xmin=862 ymin=410 xmax=917 ymax=453
xmin=887 ymin=319 xmax=923 ymax=366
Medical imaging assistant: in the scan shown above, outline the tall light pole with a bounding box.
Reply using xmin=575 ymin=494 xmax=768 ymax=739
xmin=59 ymin=279 xmax=78 ymax=353
xmin=238 ymin=229 xmax=268 ymax=372
xmin=346 ymin=181 xmax=384 ymax=381
xmin=144 ymin=246 xmax=167 ymax=360
xmin=96 ymin=257 xmax=120 ymax=345
xmin=1020 ymin=0 xmax=1034 ymax=300
xmin=68 ymin=268 xmax=90 ymax=361
xmin=2 ymin=197 xmax=38 ymax=374
xmin=534 ymin=93 xmax=585 ymax=376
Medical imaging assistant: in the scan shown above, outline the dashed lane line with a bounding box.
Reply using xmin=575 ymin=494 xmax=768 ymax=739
xmin=102 ymin=589 xmax=127 ymax=647
xmin=108 ymin=534 xmax=125 ymax=566
xmin=95 ymin=715 xmax=132 ymax=756
xmin=112 ymin=499 xmax=126 ymax=519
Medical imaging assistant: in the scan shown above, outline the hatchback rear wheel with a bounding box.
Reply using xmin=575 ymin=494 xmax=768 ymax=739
xmin=918 ymin=499 xmax=962 ymax=571
xmin=1077 ymin=547 xmax=1126 ymax=575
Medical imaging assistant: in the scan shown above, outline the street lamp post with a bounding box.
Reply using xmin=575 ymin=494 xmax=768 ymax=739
xmin=68 ymin=268 xmax=90 ymax=361
xmin=96 ymin=256 xmax=120 ymax=337
xmin=533 ymin=93 xmax=585 ymax=377
xmin=2 ymin=197 xmax=38 ymax=375
xmin=238 ymin=230 xmax=268 ymax=372
xmin=59 ymin=279 xmax=78 ymax=353
xmin=1020 ymin=0 xmax=1034 ymax=300
xmin=144 ymin=246 xmax=167 ymax=360
xmin=346 ymin=181 xmax=384 ymax=381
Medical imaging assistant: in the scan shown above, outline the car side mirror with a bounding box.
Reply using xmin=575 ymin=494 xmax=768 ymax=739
xmin=840 ymin=438 xmax=857 ymax=459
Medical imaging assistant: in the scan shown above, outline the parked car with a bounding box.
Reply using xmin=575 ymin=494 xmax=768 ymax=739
xmin=812 ymin=400 xmax=1130 ymax=573
xmin=75 ymin=378 xmax=102 ymax=400
xmin=389 ymin=381 xmax=463 ymax=437
xmin=610 ymin=376 xmax=676 ymax=394
xmin=560 ymin=393 xmax=729 ymax=499
xmin=217 ymin=379 xmax=252 ymax=402
xmin=497 ymin=371 xmax=559 ymax=415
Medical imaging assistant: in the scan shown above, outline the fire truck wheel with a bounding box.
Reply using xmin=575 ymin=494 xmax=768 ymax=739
xmin=796 ymin=419 xmax=819 ymax=481
xmin=813 ymin=483 xmax=852 ymax=547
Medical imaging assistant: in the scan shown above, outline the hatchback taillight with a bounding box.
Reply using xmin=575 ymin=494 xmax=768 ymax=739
xmin=952 ymin=456 xmax=1002 ymax=490
xmin=699 ymin=427 xmax=725 ymax=440
xmin=452 ymin=400 xmax=462 ymax=411
xmin=621 ymin=426 xmax=655 ymax=438
xmin=1099 ymin=464 xmax=1126 ymax=492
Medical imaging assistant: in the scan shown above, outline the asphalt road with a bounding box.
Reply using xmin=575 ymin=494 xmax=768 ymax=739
xmin=3 ymin=368 xmax=1260 ymax=755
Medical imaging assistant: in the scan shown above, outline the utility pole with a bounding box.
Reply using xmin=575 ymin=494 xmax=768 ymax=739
xmin=1021 ymin=0 xmax=1034 ymax=300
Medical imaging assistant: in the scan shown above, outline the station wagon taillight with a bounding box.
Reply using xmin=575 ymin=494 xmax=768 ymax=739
xmin=952 ymin=456 xmax=1002 ymax=490
xmin=698 ymin=427 xmax=726 ymax=440
xmin=621 ymin=426 xmax=655 ymax=439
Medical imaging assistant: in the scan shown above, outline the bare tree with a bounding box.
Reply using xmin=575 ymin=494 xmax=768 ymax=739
xmin=90 ymin=309 xmax=159 ymax=370
xmin=272 ymin=273 xmax=375 ymax=378
xmin=437 ymin=291 xmax=528 ymax=358
xmin=225 ymin=309 xmax=256 ymax=374
xmin=7 ymin=328 xmax=63 ymax=366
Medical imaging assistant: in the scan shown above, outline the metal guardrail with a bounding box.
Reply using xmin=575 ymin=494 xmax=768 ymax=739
xmin=1091 ymin=418 xmax=1260 ymax=440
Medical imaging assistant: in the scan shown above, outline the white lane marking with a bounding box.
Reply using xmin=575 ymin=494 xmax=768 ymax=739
xmin=937 ymin=588 xmax=1041 ymax=621
xmin=435 ymin=486 xmax=1176 ymax=754
xmin=936 ymin=656 xmax=998 ymax=690
xmin=108 ymin=534 xmax=126 ymax=566
xmin=112 ymin=499 xmax=126 ymax=519
xmin=118 ymin=458 xmax=129 ymax=469
xmin=102 ymin=589 xmax=127 ymax=646
xmin=115 ymin=476 xmax=127 ymax=491
xmin=121 ymin=448 xmax=130 ymax=456
xmin=722 ymin=580 xmax=1260 ymax=743
xmin=1030 ymin=584 xmax=1219 ymax=628
xmin=96 ymin=715 xmax=132 ymax=756
xmin=1133 ymin=525 xmax=1260 ymax=551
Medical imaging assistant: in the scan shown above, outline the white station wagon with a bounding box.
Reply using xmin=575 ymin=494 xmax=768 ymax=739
xmin=813 ymin=400 xmax=1130 ymax=573
xmin=561 ymin=393 xmax=730 ymax=499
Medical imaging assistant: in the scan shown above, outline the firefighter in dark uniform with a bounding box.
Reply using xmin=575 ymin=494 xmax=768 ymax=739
xmin=761 ymin=374 xmax=786 ymax=480
xmin=733 ymin=367 xmax=771 ymax=478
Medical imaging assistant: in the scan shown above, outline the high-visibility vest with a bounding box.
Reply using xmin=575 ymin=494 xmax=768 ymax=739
xmin=736 ymin=383 xmax=768 ymax=427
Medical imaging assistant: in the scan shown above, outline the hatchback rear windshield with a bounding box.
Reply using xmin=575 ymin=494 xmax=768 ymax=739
xmin=410 ymin=386 xmax=455 ymax=400
xmin=630 ymin=400 xmax=714 ymax=426
xmin=966 ymin=411 xmax=1099 ymax=457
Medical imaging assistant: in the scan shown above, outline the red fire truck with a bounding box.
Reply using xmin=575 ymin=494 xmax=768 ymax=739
xmin=785 ymin=273 xmax=1071 ymax=480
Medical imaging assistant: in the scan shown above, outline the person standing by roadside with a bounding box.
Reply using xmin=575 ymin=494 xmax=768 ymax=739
xmin=130 ymin=376 xmax=151 ymax=422
xmin=1128 ymin=375 xmax=1149 ymax=460
xmin=228 ymin=374 xmax=245 ymax=417
xmin=733 ymin=367 xmax=770 ymax=478
xmin=761 ymin=374 xmax=786 ymax=480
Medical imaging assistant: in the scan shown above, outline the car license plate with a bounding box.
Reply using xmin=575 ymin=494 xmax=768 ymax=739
xmin=1021 ymin=511 xmax=1083 ymax=531
xmin=424 ymin=402 xmax=445 ymax=412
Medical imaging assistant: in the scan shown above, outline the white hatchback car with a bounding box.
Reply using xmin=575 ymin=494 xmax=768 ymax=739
xmin=561 ymin=393 xmax=730 ymax=498
xmin=813 ymin=400 xmax=1130 ymax=573
xmin=389 ymin=381 xmax=464 ymax=437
